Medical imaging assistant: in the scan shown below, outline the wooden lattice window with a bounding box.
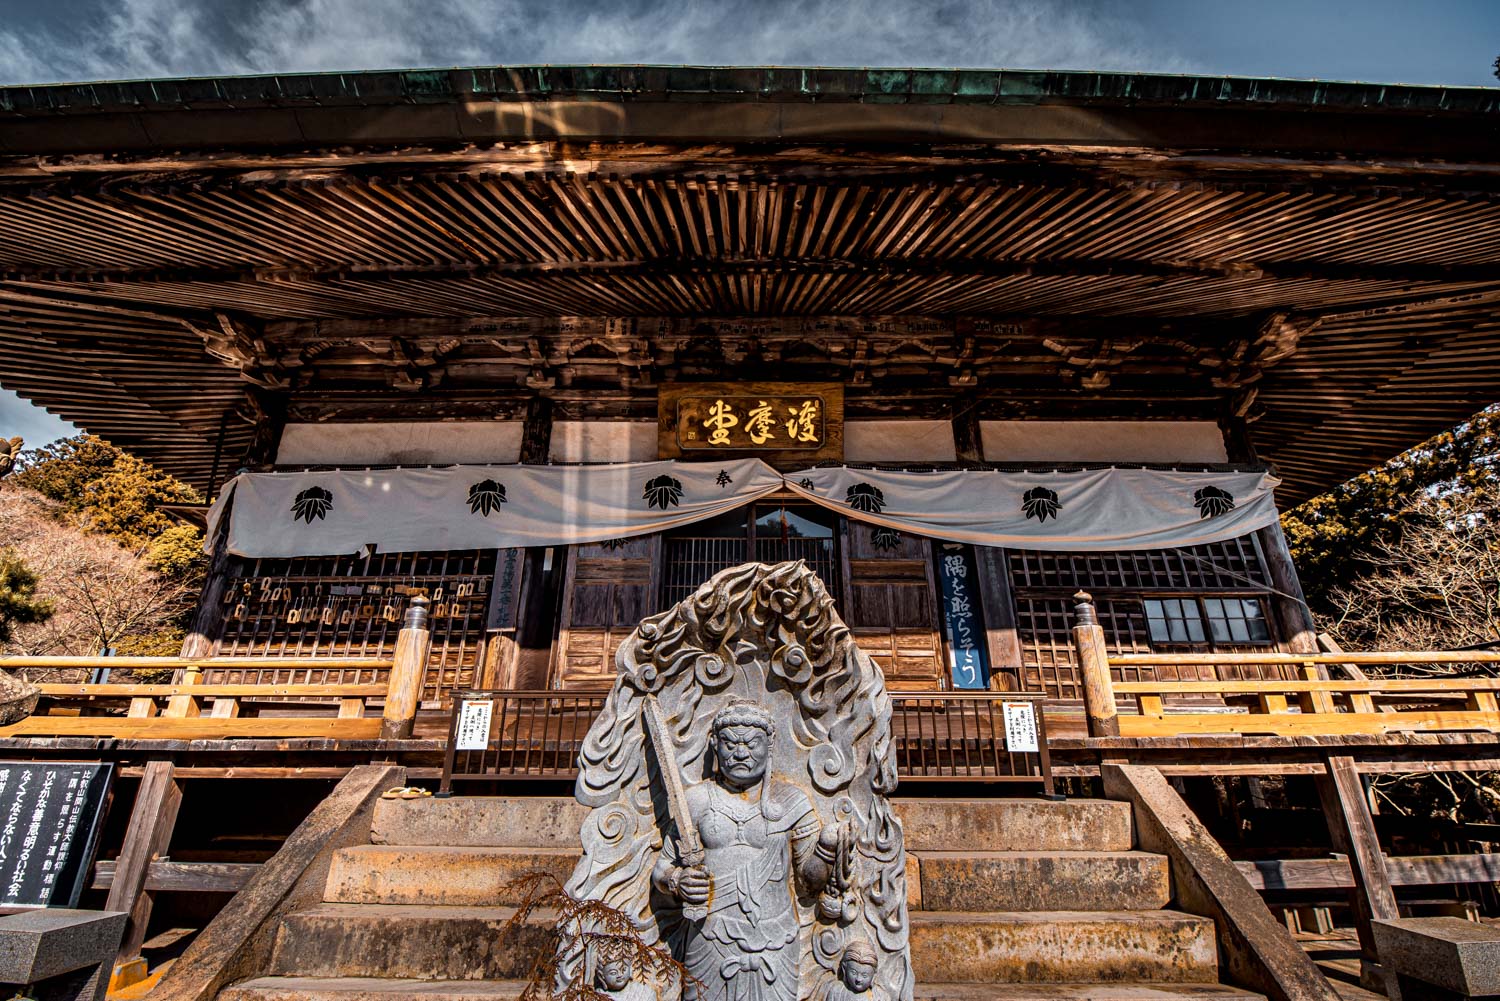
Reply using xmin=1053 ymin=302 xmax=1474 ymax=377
xmin=214 ymin=549 xmax=497 ymax=704
xmin=1007 ymin=536 xmax=1288 ymax=699
xmin=659 ymin=504 xmax=841 ymax=611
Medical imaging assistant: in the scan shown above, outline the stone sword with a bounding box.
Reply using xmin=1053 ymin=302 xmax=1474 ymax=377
xmin=641 ymin=694 xmax=708 ymax=921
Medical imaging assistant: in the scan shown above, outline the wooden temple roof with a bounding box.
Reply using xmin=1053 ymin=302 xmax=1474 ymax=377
xmin=1 ymin=66 xmax=1498 ymax=501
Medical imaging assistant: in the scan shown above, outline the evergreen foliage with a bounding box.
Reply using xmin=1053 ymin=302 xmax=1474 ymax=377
xmin=13 ymin=434 xmax=203 ymax=551
xmin=1281 ymin=404 xmax=1500 ymax=615
xmin=0 ymin=547 xmax=53 ymax=643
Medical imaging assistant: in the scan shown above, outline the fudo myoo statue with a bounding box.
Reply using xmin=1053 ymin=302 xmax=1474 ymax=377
xmin=566 ymin=561 xmax=911 ymax=1001
xmin=651 ymin=701 xmax=850 ymax=1001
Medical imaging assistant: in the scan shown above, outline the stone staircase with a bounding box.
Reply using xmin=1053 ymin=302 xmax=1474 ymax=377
xmin=219 ymin=796 xmax=1266 ymax=1001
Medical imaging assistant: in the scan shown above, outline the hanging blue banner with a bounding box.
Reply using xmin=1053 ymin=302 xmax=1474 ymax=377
xmin=935 ymin=544 xmax=990 ymax=690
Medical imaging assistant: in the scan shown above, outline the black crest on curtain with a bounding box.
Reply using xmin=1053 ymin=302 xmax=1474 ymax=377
xmin=1193 ymin=485 xmax=1235 ymax=518
xmin=1021 ymin=486 xmax=1062 ymax=522
xmin=467 ymin=479 xmax=507 ymax=516
xmin=845 ymin=482 xmax=886 ymax=514
xmin=290 ymin=486 xmax=333 ymax=524
xmin=643 ymin=475 xmax=684 ymax=509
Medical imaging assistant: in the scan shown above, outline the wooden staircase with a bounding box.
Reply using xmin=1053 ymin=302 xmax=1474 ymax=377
xmin=218 ymin=796 xmax=1266 ymax=1001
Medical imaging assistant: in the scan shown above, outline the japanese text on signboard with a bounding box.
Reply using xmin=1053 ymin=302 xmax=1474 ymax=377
xmin=0 ymin=762 xmax=112 ymax=908
xmin=677 ymin=396 xmax=826 ymax=450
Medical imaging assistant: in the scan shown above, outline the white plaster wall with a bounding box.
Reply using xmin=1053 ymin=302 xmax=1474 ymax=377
xmin=843 ymin=420 xmax=958 ymax=462
xmin=277 ymin=422 xmax=524 ymax=465
xmin=979 ymin=421 xmax=1228 ymax=463
xmin=548 ymin=421 xmax=658 ymax=462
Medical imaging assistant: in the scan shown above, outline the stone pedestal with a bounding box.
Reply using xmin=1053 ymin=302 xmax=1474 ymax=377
xmin=0 ymin=909 xmax=127 ymax=1001
xmin=1373 ymin=916 xmax=1500 ymax=1000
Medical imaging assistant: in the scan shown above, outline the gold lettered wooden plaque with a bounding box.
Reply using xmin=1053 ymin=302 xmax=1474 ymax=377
xmin=658 ymin=382 xmax=843 ymax=463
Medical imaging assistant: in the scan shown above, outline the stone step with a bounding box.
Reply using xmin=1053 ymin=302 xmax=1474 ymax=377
xmin=325 ymin=846 xmax=579 ymax=905
xmin=221 ymin=978 xmax=527 ymax=1001
xmin=324 ymin=844 xmax=1167 ymax=912
xmin=223 ymin=978 xmax=1264 ymax=1001
xmin=910 ymin=911 xmax=1219 ymax=984
xmin=372 ymin=797 xmax=1135 ymax=853
xmin=270 ymin=905 xmax=551 ymax=981
xmin=914 ymin=851 xmax=1170 ymax=912
xmin=898 ymin=799 xmax=1134 ymax=853
xmin=271 ymin=905 xmax=1215 ymax=984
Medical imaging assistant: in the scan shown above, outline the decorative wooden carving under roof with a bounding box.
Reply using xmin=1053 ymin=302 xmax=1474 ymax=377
xmin=0 ymin=65 xmax=1497 ymax=501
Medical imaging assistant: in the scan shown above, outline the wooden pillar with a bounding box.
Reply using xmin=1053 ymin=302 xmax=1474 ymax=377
xmin=951 ymin=393 xmax=982 ymax=463
xmin=179 ymin=489 xmax=235 ymax=662
xmin=241 ymin=388 xmax=288 ymax=468
xmin=507 ymin=395 xmax=556 ymax=689
xmin=1315 ymin=754 xmax=1398 ymax=991
xmin=382 ymin=596 xmax=432 ymax=740
xmin=1071 ymin=590 xmax=1120 ymax=737
xmin=974 ymin=547 xmax=1023 ymax=691
xmin=1256 ymin=519 xmax=1318 ymax=655
xmin=106 ymin=759 xmax=183 ymax=963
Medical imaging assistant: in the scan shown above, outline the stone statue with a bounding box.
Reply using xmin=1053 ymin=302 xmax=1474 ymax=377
xmin=0 ymin=436 xmax=21 ymax=486
xmin=594 ymin=947 xmax=659 ymax=1001
xmin=566 ymin=561 xmax=912 ymax=1001
xmin=814 ymin=940 xmax=879 ymax=1001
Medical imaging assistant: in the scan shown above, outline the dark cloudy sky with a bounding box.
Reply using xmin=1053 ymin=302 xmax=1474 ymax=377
xmin=0 ymin=0 xmax=1496 ymax=88
xmin=0 ymin=0 xmax=1497 ymax=445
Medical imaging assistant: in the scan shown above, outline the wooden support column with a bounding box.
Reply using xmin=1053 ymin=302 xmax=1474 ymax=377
xmin=1256 ymin=519 xmax=1319 ymax=655
xmin=106 ymin=759 xmax=183 ymax=964
xmin=382 ymin=597 xmax=432 ymax=740
xmin=1071 ymin=590 xmax=1120 ymax=737
xmin=241 ymin=388 xmax=288 ymax=468
xmin=179 ymin=489 xmax=235 ymax=662
xmin=506 ymin=395 xmax=556 ymax=689
xmin=974 ymin=547 xmax=1023 ymax=691
xmin=951 ymin=393 xmax=982 ymax=463
xmin=1315 ymin=753 xmax=1399 ymax=991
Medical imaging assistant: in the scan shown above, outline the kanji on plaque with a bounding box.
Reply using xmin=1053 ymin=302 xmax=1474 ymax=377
xmin=784 ymin=399 xmax=821 ymax=443
xmin=704 ymin=400 xmax=739 ymax=446
xmin=746 ymin=401 xmax=778 ymax=444
xmin=673 ymin=391 xmax=832 ymax=451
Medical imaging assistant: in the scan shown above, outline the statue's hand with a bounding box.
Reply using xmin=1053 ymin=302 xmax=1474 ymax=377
xmin=816 ymin=824 xmax=842 ymax=857
xmin=675 ymin=866 xmax=711 ymax=906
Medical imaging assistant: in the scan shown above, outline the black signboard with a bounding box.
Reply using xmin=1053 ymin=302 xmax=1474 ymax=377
xmin=935 ymin=544 xmax=990 ymax=690
xmin=0 ymin=762 xmax=112 ymax=908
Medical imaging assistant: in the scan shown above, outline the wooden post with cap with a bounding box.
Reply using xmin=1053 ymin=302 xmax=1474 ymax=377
xmin=1072 ymin=591 xmax=1120 ymax=737
xmin=382 ymin=595 xmax=432 ymax=740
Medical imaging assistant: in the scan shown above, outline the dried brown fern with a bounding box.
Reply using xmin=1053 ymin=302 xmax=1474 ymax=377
xmin=501 ymin=869 xmax=697 ymax=1001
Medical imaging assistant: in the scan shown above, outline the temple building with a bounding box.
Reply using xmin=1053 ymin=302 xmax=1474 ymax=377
xmin=1 ymin=65 xmax=1499 ymax=1001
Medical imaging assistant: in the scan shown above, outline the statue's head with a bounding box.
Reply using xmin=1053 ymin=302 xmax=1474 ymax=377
xmin=839 ymin=938 xmax=878 ymax=993
xmin=710 ymin=700 xmax=774 ymax=790
xmin=594 ymin=950 xmax=633 ymax=992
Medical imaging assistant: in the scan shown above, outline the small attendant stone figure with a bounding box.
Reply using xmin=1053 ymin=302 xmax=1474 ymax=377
xmin=593 ymin=950 xmax=658 ymax=1001
xmin=652 ymin=701 xmax=848 ymax=1001
xmin=815 ymin=940 xmax=879 ymax=1001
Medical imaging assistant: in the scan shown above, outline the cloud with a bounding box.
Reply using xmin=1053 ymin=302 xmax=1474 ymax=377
xmin=0 ymin=0 xmax=1197 ymax=86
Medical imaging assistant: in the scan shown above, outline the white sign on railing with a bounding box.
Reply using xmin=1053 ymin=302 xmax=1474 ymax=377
xmin=1002 ymin=702 xmax=1039 ymax=753
xmin=455 ymin=699 xmax=495 ymax=751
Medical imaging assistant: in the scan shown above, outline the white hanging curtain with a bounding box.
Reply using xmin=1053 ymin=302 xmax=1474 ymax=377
xmin=786 ymin=466 xmax=1280 ymax=551
xmin=206 ymin=459 xmax=784 ymax=558
xmin=206 ymin=460 xmax=1280 ymax=557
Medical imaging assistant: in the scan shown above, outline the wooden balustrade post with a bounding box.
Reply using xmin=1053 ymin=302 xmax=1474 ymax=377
xmin=1315 ymin=753 xmax=1399 ymax=992
xmin=106 ymin=758 xmax=182 ymax=966
xmin=1071 ymin=591 xmax=1120 ymax=738
xmin=381 ymin=596 xmax=431 ymax=740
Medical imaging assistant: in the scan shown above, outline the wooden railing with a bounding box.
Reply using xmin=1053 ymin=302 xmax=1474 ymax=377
xmin=1070 ymin=591 xmax=1500 ymax=738
xmin=0 ymin=598 xmax=435 ymax=741
xmin=438 ymin=689 xmax=1055 ymax=791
